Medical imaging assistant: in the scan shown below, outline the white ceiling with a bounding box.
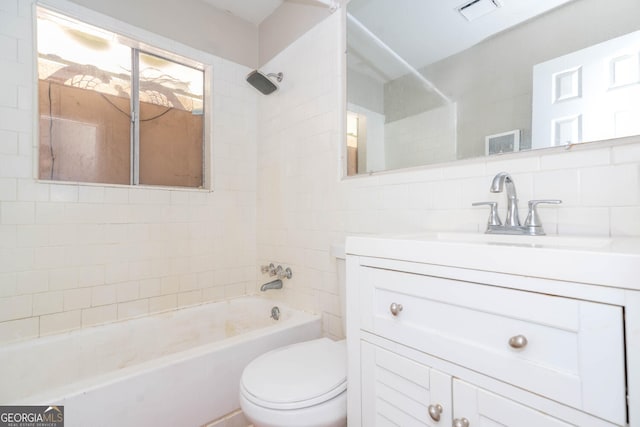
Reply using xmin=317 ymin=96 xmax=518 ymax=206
xmin=201 ymin=0 xmax=284 ymax=25
xmin=347 ymin=0 xmax=575 ymax=82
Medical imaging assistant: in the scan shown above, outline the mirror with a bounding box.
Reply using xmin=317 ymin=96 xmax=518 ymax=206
xmin=345 ymin=0 xmax=640 ymax=176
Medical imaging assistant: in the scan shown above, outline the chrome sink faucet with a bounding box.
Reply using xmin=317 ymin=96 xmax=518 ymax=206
xmin=473 ymin=172 xmax=562 ymax=236
xmin=490 ymin=172 xmax=520 ymax=227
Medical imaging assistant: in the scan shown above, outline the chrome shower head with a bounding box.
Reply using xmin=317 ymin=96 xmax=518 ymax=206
xmin=246 ymin=70 xmax=283 ymax=95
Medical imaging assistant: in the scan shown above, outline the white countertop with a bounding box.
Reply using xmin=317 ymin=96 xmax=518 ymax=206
xmin=345 ymin=232 xmax=640 ymax=290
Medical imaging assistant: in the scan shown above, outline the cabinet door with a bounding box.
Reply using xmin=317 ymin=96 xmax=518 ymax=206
xmin=361 ymin=341 xmax=452 ymax=427
xmin=452 ymin=379 xmax=578 ymax=427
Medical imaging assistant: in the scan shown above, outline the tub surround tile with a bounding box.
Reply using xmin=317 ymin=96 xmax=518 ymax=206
xmin=16 ymin=270 xmax=48 ymax=294
xmin=17 ymin=179 xmax=49 ymax=201
xmin=0 ymin=130 xmax=18 ymax=155
xmin=0 ymin=317 xmax=38 ymax=343
xmin=116 ymin=281 xmax=140 ymax=303
xmin=91 ymin=284 xmax=117 ymax=307
xmin=178 ymin=290 xmax=203 ymax=307
xmin=117 ymin=299 xmax=149 ymax=320
xmin=0 ymin=272 xmax=17 ymax=298
xmin=81 ymin=304 xmax=117 ymax=327
xmin=149 ymin=294 xmax=177 ymax=313
xmin=0 ymin=294 xmax=31 ymax=322
xmin=39 ymin=309 xmax=81 ymax=336
xmin=0 ymin=178 xmax=17 ymax=200
xmin=33 ymin=291 xmax=63 ymax=316
xmin=48 ymin=267 xmax=79 ymax=291
xmin=202 ymin=285 xmax=225 ymax=303
xmin=49 ymin=184 xmax=79 ymax=203
xmin=63 ymin=288 xmax=92 ymax=311
xmin=1 ymin=201 xmax=34 ymax=224
xmin=139 ymin=278 xmax=162 ymax=298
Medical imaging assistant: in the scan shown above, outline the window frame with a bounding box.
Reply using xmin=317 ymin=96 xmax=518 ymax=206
xmin=35 ymin=0 xmax=214 ymax=191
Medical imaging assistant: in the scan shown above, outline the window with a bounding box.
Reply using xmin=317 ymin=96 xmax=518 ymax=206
xmin=37 ymin=8 xmax=206 ymax=188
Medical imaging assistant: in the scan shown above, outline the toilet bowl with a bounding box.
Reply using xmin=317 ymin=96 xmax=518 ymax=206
xmin=240 ymin=246 xmax=348 ymax=427
xmin=239 ymin=337 xmax=346 ymax=427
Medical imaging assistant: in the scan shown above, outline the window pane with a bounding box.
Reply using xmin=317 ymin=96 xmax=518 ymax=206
xmin=37 ymin=10 xmax=131 ymax=185
xmin=138 ymin=52 xmax=204 ymax=188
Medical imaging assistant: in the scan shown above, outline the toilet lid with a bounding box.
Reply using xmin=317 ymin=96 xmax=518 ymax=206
xmin=241 ymin=338 xmax=346 ymax=410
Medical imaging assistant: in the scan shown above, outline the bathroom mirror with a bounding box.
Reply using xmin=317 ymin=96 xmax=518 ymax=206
xmin=345 ymin=0 xmax=640 ymax=176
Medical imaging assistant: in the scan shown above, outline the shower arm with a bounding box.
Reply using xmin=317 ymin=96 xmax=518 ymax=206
xmin=266 ymin=72 xmax=283 ymax=82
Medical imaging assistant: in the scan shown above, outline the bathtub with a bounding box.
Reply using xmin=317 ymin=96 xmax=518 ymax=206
xmin=0 ymin=296 xmax=321 ymax=427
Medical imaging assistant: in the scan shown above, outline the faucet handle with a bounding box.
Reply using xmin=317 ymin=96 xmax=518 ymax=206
xmin=275 ymin=265 xmax=292 ymax=280
xmin=261 ymin=263 xmax=276 ymax=276
xmin=524 ymin=199 xmax=562 ymax=232
xmin=472 ymin=201 xmax=502 ymax=227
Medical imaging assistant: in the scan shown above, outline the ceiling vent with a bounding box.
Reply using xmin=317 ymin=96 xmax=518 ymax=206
xmin=458 ymin=0 xmax=501 ymax=22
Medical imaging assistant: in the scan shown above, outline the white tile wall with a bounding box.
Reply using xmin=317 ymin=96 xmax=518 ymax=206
xmin=0 ymin=0 xmax=257 ymax=344
xmin=3 ymin=1 xmax=640 ymax=346
xmin=256 ymin=11 xmax=640 ymax=340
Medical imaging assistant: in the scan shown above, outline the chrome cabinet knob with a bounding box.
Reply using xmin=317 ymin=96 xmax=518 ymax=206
xmin=508 ymin=334 xmax=528 ymax=349
xmin=428 ymin=403 xmax=443 ymax=422
xmin=452 ymin=418 xmax=470 ymax=427
xmin=389 ymin=302 xmax=403 ymax=316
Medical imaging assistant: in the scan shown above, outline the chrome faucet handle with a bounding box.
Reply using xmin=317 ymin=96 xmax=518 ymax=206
xmin=524 ymin=199 xmax=562 ymax=234
xmin=260 ymin=263 xmax=276 ymax=276
xmin=275 ymin=265 xmax=292 ymax=280
xmin=472 ymin=201 xmax=502 ymax=227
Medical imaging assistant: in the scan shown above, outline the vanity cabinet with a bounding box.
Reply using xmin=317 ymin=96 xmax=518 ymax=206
xmin=346 ymin=235 xmax=639 ymax=427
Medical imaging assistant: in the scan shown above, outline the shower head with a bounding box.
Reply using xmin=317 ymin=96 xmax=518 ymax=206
xmin=246 ymin=70 xmax=283 ymax=95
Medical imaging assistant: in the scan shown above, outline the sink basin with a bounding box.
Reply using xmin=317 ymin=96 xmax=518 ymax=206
xmin=346 ymin=232 xmax=640 ymax=290
xmin=433 ymin=232 xmax=612 ymax=249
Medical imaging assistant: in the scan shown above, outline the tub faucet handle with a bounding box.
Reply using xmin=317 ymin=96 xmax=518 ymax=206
xmin=261 ymin=263 xmax=276 ymax=276
xmin=275 ymin=265 xmax=293 ymax=280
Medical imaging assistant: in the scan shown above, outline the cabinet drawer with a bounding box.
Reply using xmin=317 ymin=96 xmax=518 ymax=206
xmin=359 ymin=267 xmax=626 ymax=425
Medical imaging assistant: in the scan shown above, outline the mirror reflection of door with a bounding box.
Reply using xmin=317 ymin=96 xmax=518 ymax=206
xmin=532 ymin=30 xmax=640 ymax=148
xmin=346 ymin=112 xmax=360 ymax=176
xmin=346 ymin=0 xmax=640 ymax=176
xmin=346 ymin=107 xmax=385 ymax=176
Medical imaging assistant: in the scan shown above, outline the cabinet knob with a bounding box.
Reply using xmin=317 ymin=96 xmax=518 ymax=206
xmin=452 ymin=418 xmax=470 ymax=427
xmin=389 ymin=302 xmax=403 ymax=316
xmin=428 ymin=403 xmax=443 ymax=422
xmin=508 ymin=334 xmax=528 ymax=349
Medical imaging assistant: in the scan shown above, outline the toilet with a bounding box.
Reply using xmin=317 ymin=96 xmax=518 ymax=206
xmin=239 ymin=246 xmax=347 ymax=427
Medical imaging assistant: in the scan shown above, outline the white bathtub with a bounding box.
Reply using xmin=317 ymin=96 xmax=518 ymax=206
xmin=0 ymin=296 xmax=321 ymax=427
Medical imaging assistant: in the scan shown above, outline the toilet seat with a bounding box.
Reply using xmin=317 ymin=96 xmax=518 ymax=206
xmin=240 ymin=338 xmax=346 ymax=411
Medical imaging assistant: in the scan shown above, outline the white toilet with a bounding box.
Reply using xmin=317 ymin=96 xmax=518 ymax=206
xmin=239 ymin=247 xmax=347 ymax=427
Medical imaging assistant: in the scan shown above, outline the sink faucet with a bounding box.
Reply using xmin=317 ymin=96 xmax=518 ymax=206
xmin=490 ymin=172 xmax=520 ymax=226
xmin=474 ymin=172 xmax=562 ymax=235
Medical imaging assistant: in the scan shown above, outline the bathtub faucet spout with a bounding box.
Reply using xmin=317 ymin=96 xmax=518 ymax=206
xmin=260 ymin=279 xmax=283 ymax=292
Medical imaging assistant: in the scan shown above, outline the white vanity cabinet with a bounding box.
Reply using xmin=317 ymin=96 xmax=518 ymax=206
xmin=346 ymin=234 xmax=640 ymax=427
